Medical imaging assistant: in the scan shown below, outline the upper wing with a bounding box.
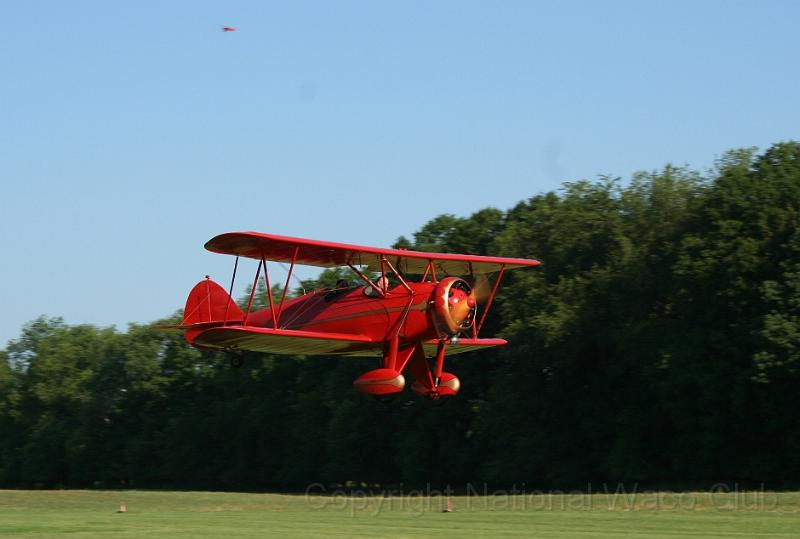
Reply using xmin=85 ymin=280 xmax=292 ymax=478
xmin=191 ymin=326 xmax=381 ymax=356
xmin=205 ymin=231 xmax=540 ymax=275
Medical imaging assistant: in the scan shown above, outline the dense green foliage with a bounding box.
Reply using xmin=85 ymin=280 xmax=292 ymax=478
xmin=1 ymin=143 xmax=799 ymax=490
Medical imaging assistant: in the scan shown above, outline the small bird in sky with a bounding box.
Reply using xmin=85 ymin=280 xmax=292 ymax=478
xmin=221 ymin=26 xmax=236 ymax=32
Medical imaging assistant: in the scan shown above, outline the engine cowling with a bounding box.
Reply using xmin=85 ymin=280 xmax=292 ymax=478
xmin=432 ymin=277 xmax=477 ymax=337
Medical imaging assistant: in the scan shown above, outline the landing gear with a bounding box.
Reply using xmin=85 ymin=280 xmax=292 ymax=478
xmin=411 ymin=373 xmax=460 ymax=400
xmin=353 ymin=340 xmax=460 ymax=401
xmin=352 ymin=368 xmax=405 ymax=396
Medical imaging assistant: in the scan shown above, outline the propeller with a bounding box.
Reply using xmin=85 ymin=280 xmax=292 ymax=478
xmin=471 ymin=274 xmax=491 ymax=302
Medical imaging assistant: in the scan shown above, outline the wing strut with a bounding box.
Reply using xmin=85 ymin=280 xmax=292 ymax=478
xmin=224 ymin=256 xmax=240 ymax=324
xmin=262 ymin=257 xmax=278 ymax=327
xmin=275 ymin=246 xmax=299 ymax=326
xmin=346 ymin=263 xmax=386 ymax=298
xmin=243 ymin=259 xmax=263 ymax=325
xmin=382 ymin=256 xmax=415 ymax=343
xmin=476 ymin=264 xmax=506 ymax=335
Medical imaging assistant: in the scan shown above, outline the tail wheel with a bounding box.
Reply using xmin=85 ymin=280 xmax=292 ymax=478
xmin=229 ymin=353 xmax=244 ymax=368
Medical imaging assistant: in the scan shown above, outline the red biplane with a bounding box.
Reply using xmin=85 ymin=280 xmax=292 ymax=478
xmin=178 ymin=232 xmax=540 ymax=399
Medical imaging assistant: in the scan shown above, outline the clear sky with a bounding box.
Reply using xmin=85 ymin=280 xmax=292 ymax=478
xmin=1 ymin=1 xmax=798 ymax=347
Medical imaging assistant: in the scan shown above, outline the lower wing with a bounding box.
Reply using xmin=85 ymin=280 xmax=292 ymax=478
xmin=192 ymin=326 xmax=380 ymax=356
xmin=192 ymin=326 xmax=507 ymax=357
xmin=422 ymin=338 xmax=507 ymax=356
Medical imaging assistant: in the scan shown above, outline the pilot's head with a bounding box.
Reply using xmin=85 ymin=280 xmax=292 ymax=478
xmin=378 ymin=274 xmax=390 ymax=290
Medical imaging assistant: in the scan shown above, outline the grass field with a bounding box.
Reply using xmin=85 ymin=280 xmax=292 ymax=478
xmin=0 ymin=488 xmax=798 ymax=538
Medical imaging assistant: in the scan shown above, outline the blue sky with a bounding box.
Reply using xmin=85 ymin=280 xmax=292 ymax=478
xmin=1 ymin=1 xmax=798 ymax=347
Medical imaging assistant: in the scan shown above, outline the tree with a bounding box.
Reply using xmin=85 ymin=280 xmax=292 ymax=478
xmin=2 ymin=142 xmax=798 ymax=490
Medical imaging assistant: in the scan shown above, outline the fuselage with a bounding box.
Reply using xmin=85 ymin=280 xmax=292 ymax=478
xmin=245 ymin=282 xmax=439 ymax=343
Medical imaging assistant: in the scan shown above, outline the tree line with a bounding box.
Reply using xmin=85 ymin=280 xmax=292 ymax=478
xmin=1 ymin=142 xmax=798 ymax=490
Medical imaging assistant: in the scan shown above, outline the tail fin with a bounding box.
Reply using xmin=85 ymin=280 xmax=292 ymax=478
xmin=182 ymin=277 xmax=244 ymax=343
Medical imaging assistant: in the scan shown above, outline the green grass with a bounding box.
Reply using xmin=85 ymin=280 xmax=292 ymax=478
xmin=0 ymin=489 xmax=798 ymax=538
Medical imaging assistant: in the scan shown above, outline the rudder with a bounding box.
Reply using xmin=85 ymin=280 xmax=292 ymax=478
xmin=183 ymin=277 xmax=244 ymax=343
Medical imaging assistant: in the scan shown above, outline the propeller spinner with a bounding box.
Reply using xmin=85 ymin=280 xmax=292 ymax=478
xmin=432 ymin=276 xmax=489 ymax=336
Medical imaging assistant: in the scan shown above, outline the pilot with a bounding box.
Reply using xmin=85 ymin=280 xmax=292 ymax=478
xmin=335 ymin=279 xmax=351 ymax=290
xmin=364 ymin=274 xmax=390 ymax=297
xmin=325 ymin=278 xmax=356 ymax=301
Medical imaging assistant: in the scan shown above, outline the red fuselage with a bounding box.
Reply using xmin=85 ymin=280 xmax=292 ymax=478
xmin=245 ymin=282 xmax=439 ymax=344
